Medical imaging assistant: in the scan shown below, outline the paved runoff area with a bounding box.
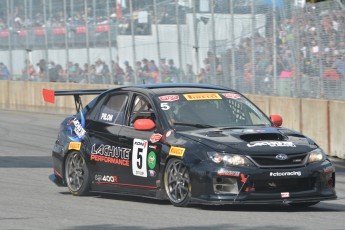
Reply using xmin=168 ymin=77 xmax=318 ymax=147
xmin=0 ymin=110 xmax=344 ymax=230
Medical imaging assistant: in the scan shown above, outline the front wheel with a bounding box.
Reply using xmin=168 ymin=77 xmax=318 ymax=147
xmin=164 ymin=158 xmax=191 ymax=207
xmin=65 ymin=151 xmax=90 ymax=196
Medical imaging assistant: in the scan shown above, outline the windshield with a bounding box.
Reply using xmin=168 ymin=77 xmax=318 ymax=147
xmin=155 ymin=92 xmax=272 ymax=130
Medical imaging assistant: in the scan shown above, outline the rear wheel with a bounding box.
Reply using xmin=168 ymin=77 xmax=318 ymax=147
xmin=164 ymin=158 xmax=191 ymax=207
xmin=289 ymin=201 xmax=320 ymax=207
xmin=65 ymin=151 xmax=90 ymax=196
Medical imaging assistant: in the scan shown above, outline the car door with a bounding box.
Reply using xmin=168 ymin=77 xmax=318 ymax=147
xmin=118 ymin=93 xmax=163 ymax=191
xmin=85 ymin=92 xmax=130 ymax=191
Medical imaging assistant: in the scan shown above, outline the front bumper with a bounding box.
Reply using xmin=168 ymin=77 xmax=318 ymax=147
xmin=189 ymin=160 xmax=337 ymax=204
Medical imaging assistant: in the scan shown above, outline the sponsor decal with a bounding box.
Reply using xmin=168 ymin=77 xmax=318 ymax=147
xmin=270 ymin=171 xmax=301 ymax=177
xmin=222 ymin=93 xmax=241 ymax=99
xmin=132 ymin=139 xmax=148 ymax=177
xmin=100 ymin=113 xmax=114 ymax=122
xmin=72 ymin=118 xmax=86 ymax=138
xmin=183 ymin=93 xmax=222 ymax=101
xmin=292 ymin=159 xmax=302 ymax=163
xmin=281 ymin=192 xmax=290 ymax=198
xmin=247 ymin=141 xmax=296 ymax=148
xmin=148 ymin=170 xmax=157 ymax=177
xmin=147 ymin=151 xmax=156 ymax=169
xmin=67 ymin=112 xmax=86 ymax=142
xmin=169 ymin=146 xmax=186 ymax=157
xmin=166 ymin=130 xmax=173 ymax=137
xmin=90 ymin=144 xmax=130 ymax=166
xmin=243 ymin=129 xmax=265 ymax=133
xmin=323 ymin=166 xmax=335 ymax=173
xmin=217 ymin=169 xmax=240 ymax=177
xmin=150 ymin=133 xmax=162 ymax=143
xmin=149 ymin=145 xmax=157 ymax=150
xmin=95 ymin=174 xmax=118 ymax=183
xmin=240 ymin=174 xmax=247 ymax=183
xmin=68 ymin=142 xmax=81 ymax=150
xmin=159 ymin=95 xmax=179 ymax=101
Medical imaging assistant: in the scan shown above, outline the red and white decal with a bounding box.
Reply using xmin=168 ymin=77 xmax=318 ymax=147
xmin=281 ymin=192 xmax=290 ymax=198
xmin=222 ymin=93 xmax=241 ymax=99
xmin=150 ymin=133 xmax=162 ymax=143
xmin=240 ymin=174 xmax=247 ymax=183
xmin=159 ymin=95 xmax=179 ymax=102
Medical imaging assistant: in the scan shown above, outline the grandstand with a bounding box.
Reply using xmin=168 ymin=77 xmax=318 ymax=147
xmin=0 ymin=0 xmax=344 ymax=100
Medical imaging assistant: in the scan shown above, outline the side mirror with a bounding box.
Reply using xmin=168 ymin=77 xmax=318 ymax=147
xmin=134 ymin=118 xmax=156 ymax=130
xmin=270 ymin=114 xmax=283 ymax=127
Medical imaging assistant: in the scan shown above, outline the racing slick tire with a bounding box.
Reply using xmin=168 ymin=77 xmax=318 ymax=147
xmin=164 ymin=158 xmax=191 ymax=207
xmin=288 ymin=201 xmax=320 ymax=207
xmin=65 ymin=151 xmax=90 ymax=196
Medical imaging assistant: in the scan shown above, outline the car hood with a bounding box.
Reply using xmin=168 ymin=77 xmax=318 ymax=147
xmin=178 ymin=127 xmax=317 ymax=155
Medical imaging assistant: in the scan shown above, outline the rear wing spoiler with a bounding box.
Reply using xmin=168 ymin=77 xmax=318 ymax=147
xmin=43 ymin=88 xmax=108 ymax=113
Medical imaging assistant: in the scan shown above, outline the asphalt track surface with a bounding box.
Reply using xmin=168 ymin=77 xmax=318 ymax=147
xmin=0 ymin=110 xmax=344 ymax=230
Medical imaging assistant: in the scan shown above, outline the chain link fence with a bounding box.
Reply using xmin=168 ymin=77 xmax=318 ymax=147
xmin=0 ymin=0 xmax=344 ymax=100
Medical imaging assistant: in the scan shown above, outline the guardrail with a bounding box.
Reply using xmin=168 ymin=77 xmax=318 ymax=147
xmin=1 ymin=80 xmax=344 ymax=160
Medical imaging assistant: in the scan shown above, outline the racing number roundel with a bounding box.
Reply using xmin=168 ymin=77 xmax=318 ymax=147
xmin=132 ymin=139 xmax=148 ymax=177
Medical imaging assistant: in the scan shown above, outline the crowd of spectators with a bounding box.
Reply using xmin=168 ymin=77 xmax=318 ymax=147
xmin=19 ymin=57 xmax=182 ymax=85
xmin=1 ymin=2 xmax=345 ymax=99
xmin=198 ymin=6 xmax=345 ymax=98
xmin=0 ymin=1 xmax=194 ymax=39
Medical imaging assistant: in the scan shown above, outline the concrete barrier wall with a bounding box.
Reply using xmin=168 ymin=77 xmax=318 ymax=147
xmin=1 ymin=81 xmax=344 ymax=159
xmin=1 ymin=81 xmax=113 ymax=114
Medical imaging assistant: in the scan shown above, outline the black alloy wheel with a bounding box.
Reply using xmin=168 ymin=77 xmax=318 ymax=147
xmin=164 ymin=158 xmax=191 ymax=207
xmin=65 ymin=151 xmax=90 ymax=196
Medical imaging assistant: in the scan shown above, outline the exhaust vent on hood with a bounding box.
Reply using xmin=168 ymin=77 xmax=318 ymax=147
xmin=240 ymin=133 xmax=286 ymax=142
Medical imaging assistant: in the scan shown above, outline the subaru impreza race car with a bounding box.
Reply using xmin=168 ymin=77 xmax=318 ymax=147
xmin=43 ymin=83 xmax=336 ymax=207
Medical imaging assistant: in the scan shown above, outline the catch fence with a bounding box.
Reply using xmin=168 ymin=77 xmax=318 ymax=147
xmin=0 ymin=0 xmax=344 ymax=100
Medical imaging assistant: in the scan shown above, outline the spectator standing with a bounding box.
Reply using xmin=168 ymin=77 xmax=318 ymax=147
xmin=197 ymin=68 xmax=206 ymax=83
xmin=47 ymin=61 xmax=59 ymax=82
xmin=124 ymin=64 xmax=135 ymax=84
xmin=55 ymin=64 xmax=66 ymax=82
xmin=112 ymin=61 xmax=124 ymax=85
xmin=168 ymin=59 xmax=179 ymax=83
xmin=323 ymin=61 xmax=339 ymax=99
xmin=135 ymin=61 xmax=144 ymax=84
xmin=159 ymin=58 xmax=169 ymax=82
xmin=185 ymin=64 xmax=195 ymax=83
xmin=21 ymin=60 xmax=35 ymax=81
xmin=88 ymin=64 xmax=96 ymax=83
xmin=148 ymin=60 xmax=159 ymax=84
xmin=95 ymin=59 xmax=104 ymax=84
xmin=102 ymin=61 xmax=110 ymax=84
xmin=36 ymin=59 xmax=47 ymax=82
xmin=80 ymin=63 xmax=89 ymax=83
xmin=335 ymin=55 xmax=345 ymax=78
xmin=141 ymin=58 xmax=151 ymax=83
xmin=0 ymin=63 xmax=11 ymax=80
xmin=66 ymin=61 xmax=76 ymax=82
xmin=74 ymin=63 xmax=83 ymax=83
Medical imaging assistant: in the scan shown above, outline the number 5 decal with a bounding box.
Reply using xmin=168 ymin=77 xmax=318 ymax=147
xmin=161 ymin=103 xmax=170 ymax=110
xmin=132 ymin=139 xmax=148 ymax=177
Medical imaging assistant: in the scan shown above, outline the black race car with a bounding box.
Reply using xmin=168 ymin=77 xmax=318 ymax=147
xmin=43 ymin=84 xmax=336 ymax=207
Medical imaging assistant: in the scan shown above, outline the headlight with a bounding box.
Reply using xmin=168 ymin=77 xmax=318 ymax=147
xmin=207 ymin=152 xmax=254 ymax=166
xmin=308 ymin=148 xmax=326 ymax=163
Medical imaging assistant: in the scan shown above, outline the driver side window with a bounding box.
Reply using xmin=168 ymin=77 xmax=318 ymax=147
xmin=128 ymin=95 xmax=156 ymax=126
xmin=98 ymin=94 xmax=128 ymax=125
